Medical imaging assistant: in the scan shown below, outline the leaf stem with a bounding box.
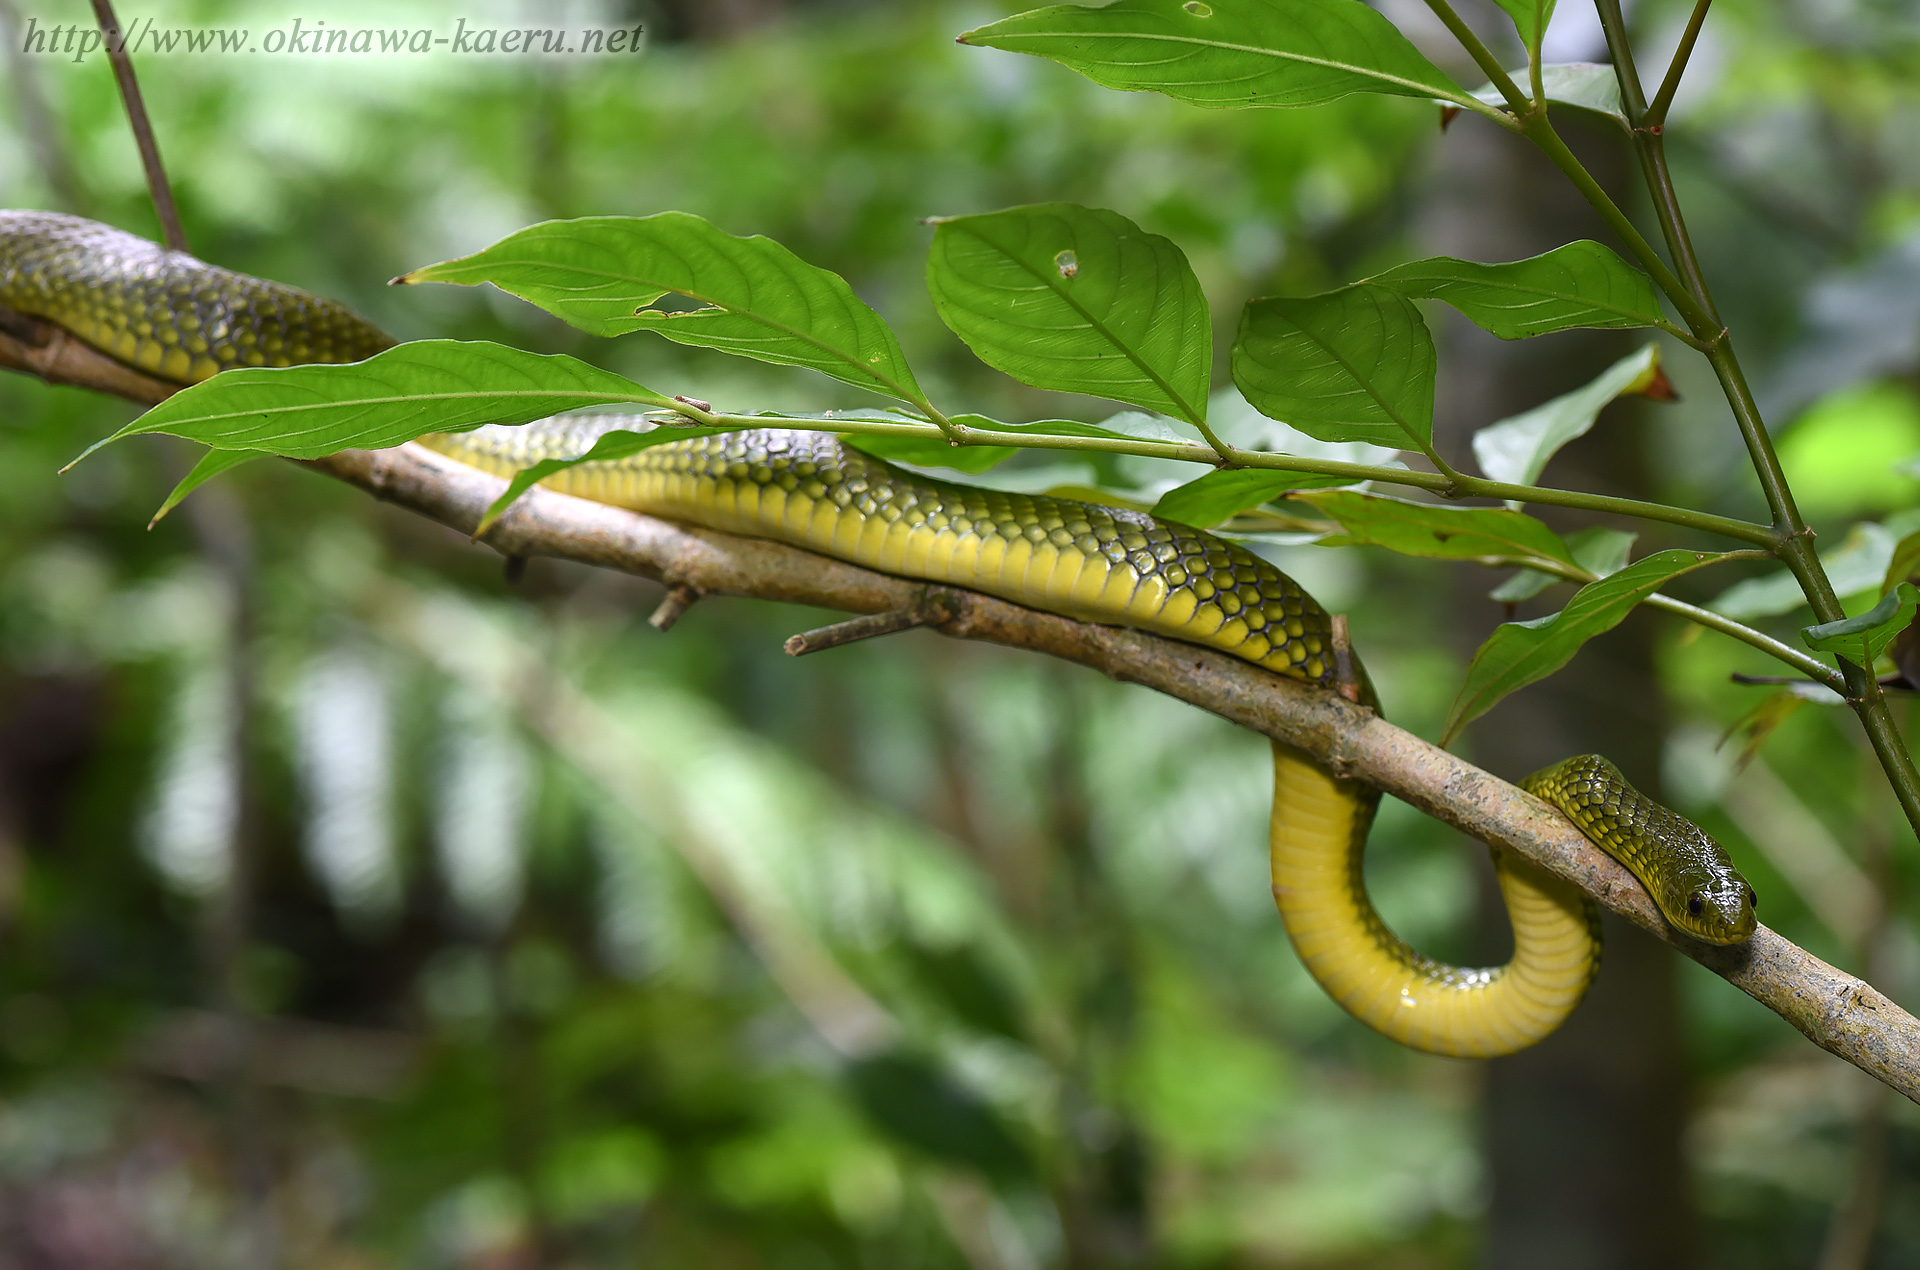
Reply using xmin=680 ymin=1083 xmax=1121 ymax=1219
xmin=1581 ymin=0 xmax=1920 ymax=836
xmin=676 ymin=406 xmax=1774 ymax=544
xmin=1420 ymin=0 xmax=1532 ymax=115
xmin=1647 ymin=0 xmax=1713 ymax=126
xmin=1515 ymin=553 xmax=1842 ymax=686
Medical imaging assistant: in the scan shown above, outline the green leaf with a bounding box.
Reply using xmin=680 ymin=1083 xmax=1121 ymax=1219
xmin=1232 ymin=286 xmax=1435 ymax=450
xmin=149 ymin=447 xmax=264 ymax=527
xmin=400 ymin=214 xmax=927 ymax=407
xmin=474 ymin=422 xmax=746 ymax=536
xmin=1490 ymin=526 xmax=1637 ymax=602
xmin=1471 ymin=63 xmax=1626 ymax=125
xmin=71 ymin=341 xmax=673 ymax=464
xmin=1883 ymin=530 xmax=1920 ymax=596
xmin=1370 ymin=242 xmax=1663 ymax=340
xmin=1470 ymin=345 xmax=1665 ymax=490
xmin=1803 ymin=582 xmax=1920 ymax=667
xmin=1153 ymin=468 xmax=1353 ymax=527
xmin=1296 ymin=490 xmax=1576 ymax=565
xmin=1488 ymin=0 xmax=1556 ymax=54
xmin=927 ymin=204 xmax=1211 ymax=425
xmin=960 ymin=0 xmax=1468 ymax=111
xmin=1444 ymin=549 xmax=1733 ymax=743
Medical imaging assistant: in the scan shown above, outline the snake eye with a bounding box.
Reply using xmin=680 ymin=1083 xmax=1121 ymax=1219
xmin=1686 ymin=892 xmax=1705 ymax=918
xmin=1748 ymin=888 xmax=1758 ymax=911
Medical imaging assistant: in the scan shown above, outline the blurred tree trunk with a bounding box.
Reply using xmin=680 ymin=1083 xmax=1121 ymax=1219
xmin=1423 ymin=117 xmax=1697 ymax=1270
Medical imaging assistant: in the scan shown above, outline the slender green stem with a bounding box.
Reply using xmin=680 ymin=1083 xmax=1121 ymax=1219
xmin=1514 ymin=553 xmax=1841 ymax=687
xmin=1647 ymin=0 xmax=1714 ymax=126
xmin=1420 ymin=0 xmax=1531 ymax=115
xmin=1642 ymin=593 xmax=1844 ymax=689
xmin=663 ymin=405 xmax=1776 ymax=544
xmin=1577 ymin=0 xmax=1920 ymax=836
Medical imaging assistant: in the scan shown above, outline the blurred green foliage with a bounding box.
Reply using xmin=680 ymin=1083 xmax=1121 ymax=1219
xmin=0 ymin=0 xmax=1916 ymax=1266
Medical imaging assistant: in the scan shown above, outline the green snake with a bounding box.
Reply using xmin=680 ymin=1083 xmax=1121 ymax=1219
xmin=0 ymin=210 xmax=1759 ymax=1057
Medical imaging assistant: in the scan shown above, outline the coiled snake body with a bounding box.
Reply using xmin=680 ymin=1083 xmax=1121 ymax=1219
xmin=0 ymin=211 xmax=1759 ymax=1057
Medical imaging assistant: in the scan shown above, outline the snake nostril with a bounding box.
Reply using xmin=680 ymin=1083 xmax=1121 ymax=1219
xmin=1687 ymin=892 xmax=1705 ymax=918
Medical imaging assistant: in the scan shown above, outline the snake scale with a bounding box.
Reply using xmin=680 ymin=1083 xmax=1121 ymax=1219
xmin=0 ymin=211 xmax=1759 ymax=1057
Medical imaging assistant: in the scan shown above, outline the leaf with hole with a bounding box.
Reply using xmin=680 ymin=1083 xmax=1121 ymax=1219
xmin=1297 ymin=490 xmax=1576 ymax=565
xmin=1444 ymin=549 xmax=1734 ymax=742
xmin=961 ymin=0 xmax=1469 ymax=111
xmin=1233 ymin=285 xmax=1436 ymax=450
xmin=1803 ymin=582 xmax=1920 ymax=668
xmin=1470 ymin=345 xmax=1667 ymax=491
xmin=1371 ymin=242 xmax=1662 ymax=340
xmin=927 ymin=204 xmax=1212 ymax=426
xmin=400 ymin=214 xmax=927 ymax=406
xmin=71 ymin=340 xmax=674 ymax=467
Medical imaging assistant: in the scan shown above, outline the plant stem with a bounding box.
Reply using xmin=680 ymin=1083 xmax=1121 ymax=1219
xmin=1420 ymin=0 xmax=1531 ymax=114
xmin=680 ymin=407 xmax=1776 ymax=544
xmin=1647 ymin=0 xmax=1714 ymax=126
xmin=91 ymin=0 xmax=187 ymax=254
xmin=1513 ymin=554 xmax=1842 ymax=687
xmin=1578 ymin=0 xmax=1920 ymax=836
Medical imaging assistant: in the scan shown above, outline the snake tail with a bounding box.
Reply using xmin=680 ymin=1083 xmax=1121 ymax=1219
xmin=426 ymin=420 xmax=1611 ymax=1057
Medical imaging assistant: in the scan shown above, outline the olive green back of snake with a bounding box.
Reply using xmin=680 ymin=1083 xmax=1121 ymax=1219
xmin=2 ymin=210 xmax=1760 ymax=1059
xmin=0 ymin=210 xmax=392 ymax=384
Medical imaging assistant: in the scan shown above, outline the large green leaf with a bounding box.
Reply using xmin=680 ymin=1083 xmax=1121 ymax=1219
xmin=71 ymin=340 xmax=672 ymax=464
xmin=1370 ymin=242 xmax=1662 ymax=340
xmin=960 ymin=0 xmax=1468 ymax=110
xmin=1152 ymin=468 xmax=1353 ymax=527
xmin=1232 ymin=285 xmax=1436 ymax=449
xmin=927 ymin=204 xmax=1211 ymax=425
xmin=1444 ymin=549 xmax=1733 ymax=742
xmin=1470 ymin=345 xmax=1665 ymax=490
xmin=1803 ymin=582 xmax=1919 ymax=668
xmin=1296 ymin=490 xmax=1576 ymax=565
xmin=400 ymin=214 xmax=927 ymax=407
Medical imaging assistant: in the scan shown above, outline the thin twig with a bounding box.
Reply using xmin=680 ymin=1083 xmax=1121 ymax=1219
xmin=784 ymin=590 xmax=957 ymax=656
xmin=647 ymin=582 xmax=700 ymax=631
xmin=90 ymin=0 xmax=188 ymax=253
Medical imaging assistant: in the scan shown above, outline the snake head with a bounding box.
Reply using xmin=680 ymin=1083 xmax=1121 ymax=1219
xmin=1676 ymin=874 xmax=1758 ymax=945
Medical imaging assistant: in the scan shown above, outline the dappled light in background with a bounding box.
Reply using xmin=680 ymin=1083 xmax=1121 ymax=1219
xmin=0 ymin=0 xmax=1914 ymax=1266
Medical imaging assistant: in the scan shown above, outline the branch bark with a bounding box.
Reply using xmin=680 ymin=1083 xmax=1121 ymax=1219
xmin=9 ymin=329 xmax=1920 ymax=1104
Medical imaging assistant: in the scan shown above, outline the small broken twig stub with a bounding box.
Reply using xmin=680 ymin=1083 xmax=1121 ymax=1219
xmin=648 ymin=583 xmax=701 ymax=632
xmin=784 ymin=589 xmax=958 ymax=656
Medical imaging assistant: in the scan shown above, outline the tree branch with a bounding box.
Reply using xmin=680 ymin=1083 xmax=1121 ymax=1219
xmin=8 ymin=327 xmax=1918 ymax=1104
